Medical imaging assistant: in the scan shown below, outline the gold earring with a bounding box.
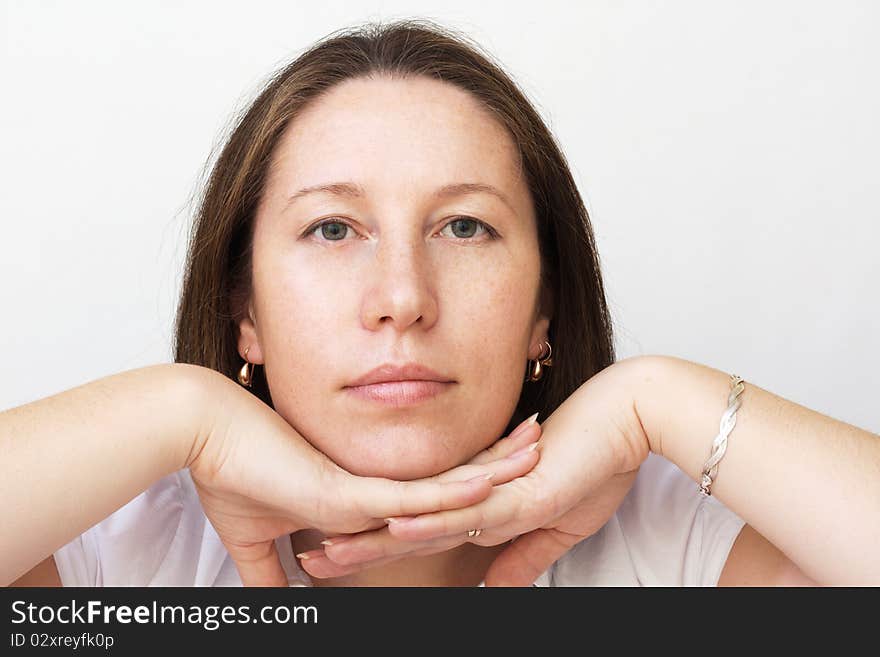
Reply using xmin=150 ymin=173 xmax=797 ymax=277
xmin=238 ymin=346 xmax=254 ymax=388
xmin=525 ymin=340 xmax=553 ymax=382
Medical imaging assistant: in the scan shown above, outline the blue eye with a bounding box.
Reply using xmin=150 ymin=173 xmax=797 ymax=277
xmin=439 ymin=217 xmax=495 ymax=240
xmin=305 ymin=216 xmax=498 ymax=242
xmin=313 ymin=220 xmax=349 ymax=241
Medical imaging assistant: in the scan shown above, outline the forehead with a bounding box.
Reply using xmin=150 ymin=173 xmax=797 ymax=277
xmin=267 ymin=75 xmax=528 ymax=207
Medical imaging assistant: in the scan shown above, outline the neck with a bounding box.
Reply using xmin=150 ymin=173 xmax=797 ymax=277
xmin=290 ymin=530 xmax=506 ymax=587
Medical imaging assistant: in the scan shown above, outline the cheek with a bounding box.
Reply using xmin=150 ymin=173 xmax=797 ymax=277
xmin=456 ymin=263 xmax=537 ymax=363
xmin=464 ymin=294 xmax=534 ymax=424
xmin=251 ymin=255 xmax=348 ymax=417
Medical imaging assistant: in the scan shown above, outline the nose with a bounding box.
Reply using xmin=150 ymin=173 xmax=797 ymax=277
xmin=360 ymin=236 xmax=439 ymax=333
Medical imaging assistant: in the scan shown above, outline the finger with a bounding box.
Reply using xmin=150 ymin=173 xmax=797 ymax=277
xmin=297 ymin=552 xmax=364 ymax=579
xmin=299 ymin=534 xmax=466 ymax=578
xmin=383 ymin=451 xmax=540 ymax=528
xmin=225 ymin=539 xmax=289 ymax=587
xmin=468 ymin=414 xmax=541 ymax=466
xmin=386 ymin=480 xmax=529 ymax=542
xmin=483 ymin=528 xmax=574 ymax=587
xmin=355 ymin=471 xmax=496 ymax=520
xmin=298 ymin=550 xmax=408 ymax=579
xmin=322 ymin=527 xmax=465 ymax=566
xmin=357 ymin=423 xmax=539 ymax=497
xmin=429 ymin=441 xmax=541 ymax=488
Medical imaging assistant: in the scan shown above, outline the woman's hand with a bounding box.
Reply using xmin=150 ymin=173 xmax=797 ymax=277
xmin=293 ymin=357 xmax=651 ymax=585
xmin=184 ymin=367 xmax=542 ymax=586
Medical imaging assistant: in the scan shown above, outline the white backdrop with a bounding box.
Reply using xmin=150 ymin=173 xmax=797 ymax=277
xmin=2 ymin=0 xmax=877 ymax=432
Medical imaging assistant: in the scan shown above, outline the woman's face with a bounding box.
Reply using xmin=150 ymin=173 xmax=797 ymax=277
xmin=239 ymin=74 xmax=551 ymax=480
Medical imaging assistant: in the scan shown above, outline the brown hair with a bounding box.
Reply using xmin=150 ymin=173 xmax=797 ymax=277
xmin=173 ymin=18 xmax=616 ymax=436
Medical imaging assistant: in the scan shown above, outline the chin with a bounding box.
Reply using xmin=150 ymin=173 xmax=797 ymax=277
xmin=330 ymin=442 xmax=465 ymax=481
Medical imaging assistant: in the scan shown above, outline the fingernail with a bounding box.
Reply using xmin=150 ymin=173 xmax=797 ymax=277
xmin=509 ymin=412 xmax=540 ymax=439
xmin=467 ymin=473 xmax=495 ymax=483
xmin=507 ymin=442 xmax=540 ymax=459
xmin=385 ymin=516 xmax=416 ymax=524
xmin=295 ymin=552 xmax=310 ymax=560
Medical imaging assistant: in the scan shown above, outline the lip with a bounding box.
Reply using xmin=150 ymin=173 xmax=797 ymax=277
xmin=344 ymin=362 xmax=455 ymax=407
xmin=345 ymin=380 xmax=453 ymax=406
xmin=345 ymin=362 xmax=454 ymax=387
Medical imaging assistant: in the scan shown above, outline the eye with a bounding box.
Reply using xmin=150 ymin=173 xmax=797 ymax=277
xmin=304 ymin=216 xmax=498 ymax=243
xmin=439 ymin=216 xmax=498 ymax=241
xmin=308 ymin=219 xmax=351 ymax=242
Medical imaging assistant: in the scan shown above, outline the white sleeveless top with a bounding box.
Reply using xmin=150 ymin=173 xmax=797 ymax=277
xmin=54 ymin=453 xmax=745 ymax=587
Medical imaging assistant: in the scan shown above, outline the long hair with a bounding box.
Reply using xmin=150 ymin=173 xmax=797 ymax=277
xmin=173 ymin=18 xmax=615 ymax=436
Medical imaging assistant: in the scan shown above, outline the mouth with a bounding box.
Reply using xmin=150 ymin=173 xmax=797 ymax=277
xmin=344 ymin=380 xmax=454 ymax=406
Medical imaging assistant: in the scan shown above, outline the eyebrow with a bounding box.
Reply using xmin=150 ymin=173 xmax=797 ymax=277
xmin=285 ymin=181 xmax=516 ymax=214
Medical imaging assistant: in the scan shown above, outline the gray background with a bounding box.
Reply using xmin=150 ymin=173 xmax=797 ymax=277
xmin=2 ymin=0 xmax=877 ymax=432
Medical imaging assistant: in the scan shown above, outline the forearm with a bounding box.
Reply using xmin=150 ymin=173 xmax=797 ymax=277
xmin=630 ymin=355 xmax=880 ymax=584
xmin=0 ymin=363 xmax=212 ymax=585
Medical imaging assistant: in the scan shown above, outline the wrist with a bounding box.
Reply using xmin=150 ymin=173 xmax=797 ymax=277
xmin=609 ymin=354 xmax=684 ymax=464
xmin=591 ymin=355 xmax=655 ymax=473
xmin=163 ymin=362 xmax=228 ymax=471
xmin=628 ymin=354 xmax=747 ymax=489
xmin=622 ymin=354 xmax=675 ymax=459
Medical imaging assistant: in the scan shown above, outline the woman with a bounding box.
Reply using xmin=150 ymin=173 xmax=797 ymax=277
xmin=3 ymin=19 xmax=878 ymax=588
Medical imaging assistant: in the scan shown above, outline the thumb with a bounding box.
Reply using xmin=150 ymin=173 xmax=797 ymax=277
xmin=224 ymin=539 xmax=289 ymax=587
xmin=483 ymin=529 xmax=570 ymax=587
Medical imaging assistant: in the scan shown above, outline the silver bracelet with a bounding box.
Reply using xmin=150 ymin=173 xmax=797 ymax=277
xmin=699 ymin=374 xmax=746 ymax=496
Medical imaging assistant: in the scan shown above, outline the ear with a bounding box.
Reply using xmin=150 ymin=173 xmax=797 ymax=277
xmin=528 ymin=286 xmax=554 ymax=359
xmin=236 ymin=299 xmax=265 ymax=364
xmin=528 ymin=313 xmax=552 ymax=360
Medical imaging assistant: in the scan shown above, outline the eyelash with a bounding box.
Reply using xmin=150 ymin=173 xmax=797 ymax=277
xmin=304 ymin=216 xmax=499 ymax=243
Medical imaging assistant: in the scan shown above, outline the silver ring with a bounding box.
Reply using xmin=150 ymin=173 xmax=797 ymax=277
xmin=467 ymin=528 xmax=482 ymax=538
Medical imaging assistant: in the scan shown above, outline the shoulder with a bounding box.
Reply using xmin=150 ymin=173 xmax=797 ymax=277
xmin=54 ymin=471 xmax=213 ymax=586
xmin=547 ymin=453 xmax=746 ymax=586
xmin=53 ymin=471 xmax=308 ymax=587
